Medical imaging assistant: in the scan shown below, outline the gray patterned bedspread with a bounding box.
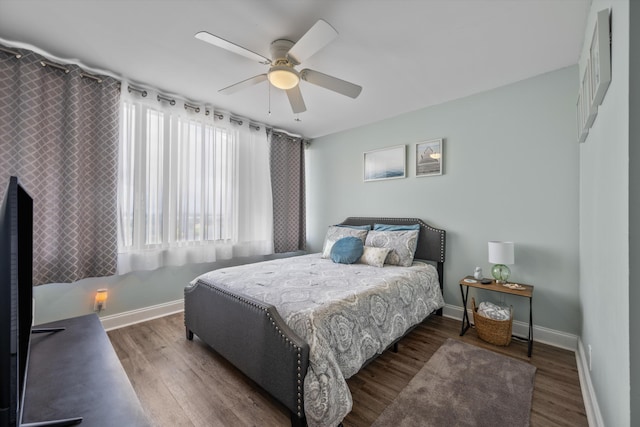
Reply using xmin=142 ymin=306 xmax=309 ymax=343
xmin=193 ymin=253 xmax=444 ymax=427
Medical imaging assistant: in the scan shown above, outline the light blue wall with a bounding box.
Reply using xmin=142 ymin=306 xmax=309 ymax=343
xmin=33 ymin=252 xmax=304 ymax=325
xmin=630 ymin=2 xmax=640 ymax=425
xmin=307 ymin=66 xmax=580 ymax=334
xmin=579 ymin=1 xmax=631 ymax=426
xmin=33 ymin=263 xmax=212 ymax=325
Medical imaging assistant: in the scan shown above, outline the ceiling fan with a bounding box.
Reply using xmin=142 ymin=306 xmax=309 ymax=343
xmin=195 ymin=19 xmax=362 ymax=114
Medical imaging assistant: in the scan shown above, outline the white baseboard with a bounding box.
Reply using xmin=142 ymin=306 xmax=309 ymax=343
xmin=442 ymin=303 xmax=578 ymax=351
xmin=576 ymin=338 xmax=604 ymax=427
xmin=100 ymin=299 xmax=184 ymax=331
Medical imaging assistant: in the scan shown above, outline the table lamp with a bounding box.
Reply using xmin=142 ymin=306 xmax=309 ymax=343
xmin=488 ymin=241 xmax=514 ymax=283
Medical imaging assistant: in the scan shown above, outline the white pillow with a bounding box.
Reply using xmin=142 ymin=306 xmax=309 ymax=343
xmin=321 ymin=226 xmax=368 ymax=259
xmin=364 ymin=229 xmax=419 ymax=267
xmin=358 ymin=246 xmax=391 ymax=268
xmin=322 ymin=239 xmax=336 ymax=258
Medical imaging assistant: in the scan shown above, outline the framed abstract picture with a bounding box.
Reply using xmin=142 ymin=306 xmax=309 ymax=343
xmin=363 ymin=145 xmax=406 ymax=182
xmin=416 ymin=139 xmax=443 ymax=177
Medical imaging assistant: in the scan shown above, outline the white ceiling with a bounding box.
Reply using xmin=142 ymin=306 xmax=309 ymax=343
xmin=0 ymin=0 xmax=589 ymax=138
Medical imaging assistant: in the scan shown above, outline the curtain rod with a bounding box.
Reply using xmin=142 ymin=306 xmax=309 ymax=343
xmin=184 ymin=102 xmax=200 ymax=113
xmin=1 ymin=37 xmax=120 ymax=81
xmin=125 ymin=82 xmax=295 ymax=136
xmin=157 ymin=94 xmax=176 ymax=106
xmin=40 ymin=60 xmax=70 ymax=74
xmin=0 ymin=46 xmax=22 ymax=59
xmin=1 ymin=40 xmax=295 ymax=137
xmin=268 ymin=127 xmax=303 ymax=139
xmin=128 ymin=85 xmax=147 ymax=97
xmin=80 ymin=72 xmax=103 ymax=83
xmin=126 ymin=86 xmax=261 ymax=131
xmin=1 ymin=47 xmax=102 ymax=84
xmin=207 ymin=110 xmax=224 ymax=120
xmin=230 ymin=116 xmax=261 ymax=131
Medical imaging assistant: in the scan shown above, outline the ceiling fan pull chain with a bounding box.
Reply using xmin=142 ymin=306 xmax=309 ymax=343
xmin=268 ymin=79 xmax=271 ymax=116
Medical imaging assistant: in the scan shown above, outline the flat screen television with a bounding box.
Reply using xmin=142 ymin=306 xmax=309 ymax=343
xmin=0 ymin=177 xmax=81 ymax=427
xmin=0 ymin=176 xmax=33 ymax=427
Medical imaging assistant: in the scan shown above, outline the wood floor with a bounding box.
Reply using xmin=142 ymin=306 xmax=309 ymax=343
xmin=108 ymin=313 xmax=588 ymax=427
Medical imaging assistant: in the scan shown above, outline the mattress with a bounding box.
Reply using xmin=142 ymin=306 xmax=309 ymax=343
xmin=193 ymin=253 xmax=444 ymax=427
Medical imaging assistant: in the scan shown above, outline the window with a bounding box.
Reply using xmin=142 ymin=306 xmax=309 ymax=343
xmin=119 ymin=100 xmax=236 ymax=253
xmin=116 ymin=86 xmax=276 ymax=274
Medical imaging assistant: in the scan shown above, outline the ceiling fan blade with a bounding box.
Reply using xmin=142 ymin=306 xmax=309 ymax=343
xmin=219 ymin=74 xmax=268 ymax=95
xmin=300 ymin=69 xmax=362 ymax=99
xmin=195 ymin=31 xmax=271 ymax=64
xmin=286 ymin=86 xmax=307 ymax=114
xmin=286 ymin=20 xmax=338 ymax=65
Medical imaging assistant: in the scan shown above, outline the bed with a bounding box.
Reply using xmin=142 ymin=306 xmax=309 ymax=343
xmin=184 ymin=217 xmax=446 ymax=427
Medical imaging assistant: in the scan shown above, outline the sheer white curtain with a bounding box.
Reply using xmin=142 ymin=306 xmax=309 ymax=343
xmin=235 ymin=120 xmax=274 ymax=256
xmin=117 ymin=85 xmax=273 ymax=274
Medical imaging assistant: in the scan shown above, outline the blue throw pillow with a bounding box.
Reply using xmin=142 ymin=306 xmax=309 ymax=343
xmin=330 ymin=236 xmax=364 ymax=264
xmin=373 ymin=223 xmax=421 ymax=231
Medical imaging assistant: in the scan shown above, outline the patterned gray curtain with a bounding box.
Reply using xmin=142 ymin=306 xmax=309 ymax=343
xmin=0 ymin=45 xmax=120 ymax=285
xmin=269 ymin=131 xmax=306 ymax=252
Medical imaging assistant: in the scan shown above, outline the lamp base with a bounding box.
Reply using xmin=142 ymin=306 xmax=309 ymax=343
xmin=491 ymin=264 xmax=511 ymax=283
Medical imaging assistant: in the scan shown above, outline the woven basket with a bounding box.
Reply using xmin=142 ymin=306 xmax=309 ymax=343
xmin=471 ymin=297 xmax=513 ymax=346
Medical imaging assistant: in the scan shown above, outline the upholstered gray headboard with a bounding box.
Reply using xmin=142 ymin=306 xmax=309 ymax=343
xmin=338 ymin=217 xmax=446 ymax=263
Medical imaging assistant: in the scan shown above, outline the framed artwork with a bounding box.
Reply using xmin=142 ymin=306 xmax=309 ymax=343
xmin=576 ymin=90 xmax=588 ymax=143
xmin=576 ymin=8 xmax=610 ymax=143
xmin=589 ymin=9 xmax=611 ymax=110
xmin=415 ymin=138 xmax=443 ymax=177
xmin=363 ymin=145 xmax=406 ymax=182
xmin=582 ymin=57 xmax=597 ymax=130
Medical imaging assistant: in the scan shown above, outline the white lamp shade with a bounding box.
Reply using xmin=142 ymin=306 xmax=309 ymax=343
xmin=488 ymin=241 xmax=514 ymax=265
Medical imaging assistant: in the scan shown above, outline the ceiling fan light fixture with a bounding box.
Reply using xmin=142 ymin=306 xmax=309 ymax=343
xmin=268 ymin=65 xmax=300 ymax=90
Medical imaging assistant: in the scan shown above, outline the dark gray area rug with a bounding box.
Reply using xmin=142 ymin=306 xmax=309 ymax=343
xmin=372 ymin=338 xmax=536 ymax=427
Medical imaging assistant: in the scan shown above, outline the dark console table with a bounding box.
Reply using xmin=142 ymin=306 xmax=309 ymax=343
xmin=22 ymin=314 xmax=150 ymax=426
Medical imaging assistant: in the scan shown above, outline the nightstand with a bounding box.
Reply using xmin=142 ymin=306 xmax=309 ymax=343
xmin=459 ymin=276 xmax=534 ymax=357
